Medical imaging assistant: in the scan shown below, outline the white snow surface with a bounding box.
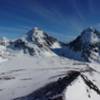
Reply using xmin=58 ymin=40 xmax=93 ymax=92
xmin=65 ymin=75 xmax=100 ymax=100
xmin=0 ymin=53 xmax=99 ymax=100
xmin=0 ymin=27 xmax=100 ymax=100
xmin=64 ymin=61 xmax=100 ymax=100
xmin=0 ymin=54 xmax=83 ymax=100
xmin=81 ymin=27 xmax=100 ymax=44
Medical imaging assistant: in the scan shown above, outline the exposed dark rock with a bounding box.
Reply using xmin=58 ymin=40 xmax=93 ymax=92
xmin=81 ymin=74 xmax=100 ymax=95
xmin=14 ymin=71 xmax=80 ymax=100
xmin=68 ymin=27 xmax=100 ymax=62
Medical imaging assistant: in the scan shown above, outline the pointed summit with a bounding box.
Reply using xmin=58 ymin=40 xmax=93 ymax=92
xmin=68 ymin=27 xmax=100 ymax=62
xmin=25 ymin=27 xmax=44 ymax=42
xmin=81 ymin=27 xmax=100 ymax=44
xmin=82 ymin=27 xmax=96 ymax=33
xmin=24 ymin=27 xmax=61 ymax=48
xmin=8 ymin=27 xmax=61 ymax=56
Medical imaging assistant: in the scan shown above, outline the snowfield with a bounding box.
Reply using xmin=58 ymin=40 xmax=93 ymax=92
xmin=0 ymin=54 xmax=100 ymax=100
xmin=0 ymin=27 xmax=100 ymax=100
xmin=0 ymin=54 xmax=79 ymax=100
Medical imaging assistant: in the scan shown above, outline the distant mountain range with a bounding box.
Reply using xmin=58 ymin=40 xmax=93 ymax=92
xmin=1 ymin=27 xmax=100 ymax=62
xmin=0 ymin=27 xmax=100 ymax=61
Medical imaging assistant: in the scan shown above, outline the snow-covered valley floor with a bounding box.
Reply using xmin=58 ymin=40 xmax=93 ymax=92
xmin=0 ymin=54 xmax=99 ymax=100
xmin=0 ymin=53 xmax=94 ymax=100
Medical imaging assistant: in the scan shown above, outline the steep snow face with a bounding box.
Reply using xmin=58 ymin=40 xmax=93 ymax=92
xmin=68 ymin=27 xmax=100 ymax=62
xmin=65 ymin=75 xmax=100 ymax=100
xmin=65 ymin=76 xmax=89 ymax=100
xmin=81 ymin=27 xmax=100 ymax=62
xmin=65 ymin=67 xmax=100 ymax=100
xmin=81 ymin=27 xmax=100 ymax=44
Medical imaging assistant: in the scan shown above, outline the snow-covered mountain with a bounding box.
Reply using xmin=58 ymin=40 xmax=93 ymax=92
xmin=7 ymin=27 xmax=62 ymax=57
xmin=0 ymin=37 xmax=10 ymax=61
xmin=0 ymin=27 xmax=100 ymax=100
xmin=68 ymin=27 xmax=100 ymax=62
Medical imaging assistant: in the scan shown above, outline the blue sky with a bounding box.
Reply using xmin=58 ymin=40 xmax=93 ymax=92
xmin=0 ymin=0 xmax=100 ymax=41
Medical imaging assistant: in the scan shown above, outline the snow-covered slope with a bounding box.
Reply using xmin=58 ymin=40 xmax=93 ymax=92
xmin=68 ymin=27 xmax=100 ymax=62
xmin=65 ymin=72 xmax=100 ymax=100
xmin=25 ymin=27 xmax=61 ymax=49
xmin=0 ymin=54 xmax=82 ymax=100
xmin=0 ymin=53 xmax=100 ymax=100
xmin=0 ymin=27 xmax=100 ymax=100
xmin=8 ymin=27 xmax=61 ymax=57
xmin=0 ymin=37 xmax=10 ymax=62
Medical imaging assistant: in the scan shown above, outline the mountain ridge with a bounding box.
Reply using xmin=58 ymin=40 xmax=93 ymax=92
xmin=68 ymin=27 xmax=100 ymax=62
xmin=0 ymin=27 xmax=100 ymax=100
xmin=1 ymin=27 xmax=100 ymax=62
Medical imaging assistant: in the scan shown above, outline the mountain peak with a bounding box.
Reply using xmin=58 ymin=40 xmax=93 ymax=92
xmin=33 ymin=27 xmax=41 ymax=31
xmin=7 ymin=27 xmax=61 ymax=56
xmin=31 ymin=27 xmax=43 ymax=35
xmin=81 ymin=27 xmax=100 ymax=44
xmin=25 ymin=27 xmax=48 ymax=43
xmin=68 ymin=27 xmax=100 ymax=62
xmin=25 ymin=27 xmax=61 ymax=48
xmin=83 ymin=27 xmax=96 ymax=32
